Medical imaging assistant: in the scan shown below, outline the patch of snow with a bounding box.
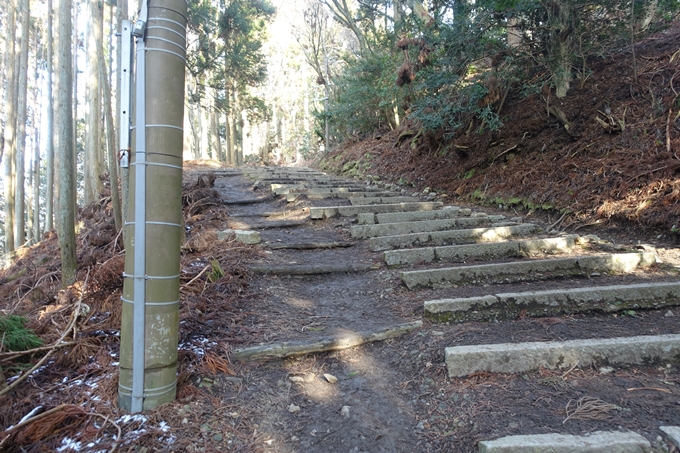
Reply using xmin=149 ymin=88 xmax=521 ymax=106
xmin=117 ymin=414 xmax=147 ymax=425
xmin=19 ymin=406 xmax=43 ymax=424
xmin=56 ymin=437 xmax=82 ymax=451
xmin=159 ymin=421 xmax=170 ymax=432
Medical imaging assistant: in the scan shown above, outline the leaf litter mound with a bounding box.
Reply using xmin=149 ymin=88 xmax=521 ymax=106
xmin=322 ymin=22 xmax=680 ymax=238
xmin=0 ymin=164 xmax=262 ymax=451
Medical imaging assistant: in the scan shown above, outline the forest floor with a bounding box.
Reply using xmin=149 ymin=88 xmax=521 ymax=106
xmin=0 ymin=19 xmax=680 ymax=453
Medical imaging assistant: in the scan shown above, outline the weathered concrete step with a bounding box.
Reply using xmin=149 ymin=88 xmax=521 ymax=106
xmin=369 ymin=224 xmax=541 ymax=252
xmin=478 ymin=431 xmax=651 ymax=453
xmin=445 ymin=333 xmax=680 ymax=377
xmin=352 ymin=216 xmax=507 ymax=239
xmin=425 ymin=281 xmax=680 ymax=322
xmin=310 ymin=202 xmax=443 ymax=219
xmin=661 ymin=426 xmax=680 ymax=449
xmin=385 ymin=235 xmax=578 ymax=267
xmin=273 ymin=186 xmax=383 ymax=195
xmin=358 ymin=206 xmax=473 ymax=224
xmin=285 ymin=191 xmax=399 ymax=202
xmin=260 ymin=178 xmax=358 ymax=184
xmin=270 ymin=183 xmax=374 ymax=192
xmin=349 ymin=196 xmax=422 ymax=205
xmin=251 ymin=263 xmax=378 ymax=275
xmin=401 ymin=252 xmax=656 ymax=289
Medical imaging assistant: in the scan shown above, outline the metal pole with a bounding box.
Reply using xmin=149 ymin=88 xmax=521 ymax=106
xmin=131 ymin=0 xmax=147 ymax=414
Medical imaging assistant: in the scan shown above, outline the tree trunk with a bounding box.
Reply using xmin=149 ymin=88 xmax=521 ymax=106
xmin=55 ymin=0 xmax=77 ymax=285
xmin=100 ymin=34 xmax=123 ymax=230
xmin=209 ymin=97 xmax=222 ymax=162
xmin=393 ymin=0 xmax=402 ymax=32
xmin=32 ymin=45 xmax=42 ymax=243
xmin=639 ymin=0 xmax=658 ymax=31
xmin=3 ymin=0 xmax=18 ymax=253
xmin=71 ymin=1 xmax=79 ymax=213
xmin=84 ymin=0 xmax=104 ymax=204
xmin=549 ymin=1 xmax=574 ymax=98
xmin=229 ymin=87 xmax=237 ymax=165
xmin=14 ymin=0 xmax=31 ymax=249
xmin=507 ymin=16 xmax=521 ymax=48
xmin=46 ymin=0 xmax=55 ymax=232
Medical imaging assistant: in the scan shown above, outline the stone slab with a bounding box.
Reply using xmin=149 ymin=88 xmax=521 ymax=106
xmin=218 ymin=229 xmax=262 ymax=245
xmin=369 ymin=224 xmax=541 ymax=252
xmin=349 ymin=196 xmax=421 ymax=205
xmin=478 ymin=431 xmax=651 ymax=453
xmin=384 ymin=236 xmax=578 ymax=267
xmin=446 ymin=333 xmax=680 ymax=377
xmin=272 ymin=185 xmax=380 ymax=194
xmin=425 ymin=281 xmax=680 ymax=322
xmin=361 ymin=207 xmax=473 ymax=224
xmin=660 ymin=426 xmax=680 ymax=448
xmin=285 ymin=191 xmax=398 ymax=202
xmin=310 ymin=202 xmax=443 ymax=219
xmin=401 ymin=252 xmax=656 ymax=289
xmin=352 ymin=216 xmax=507 ymax=239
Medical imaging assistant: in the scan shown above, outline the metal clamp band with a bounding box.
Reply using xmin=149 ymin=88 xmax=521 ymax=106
xmin=146 ymin=25 xmax=186 ymax=41
xmin=130 ymin=162 xmax=183 ymax=170
xmin=145 ymin=47 xmax=186 ymax=62
xmin=146 ymin=35 xmax=185 ymax=51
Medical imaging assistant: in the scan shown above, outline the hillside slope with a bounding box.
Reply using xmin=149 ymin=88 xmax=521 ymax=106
xmin=320 ymin=23 xmax=680 ymax=238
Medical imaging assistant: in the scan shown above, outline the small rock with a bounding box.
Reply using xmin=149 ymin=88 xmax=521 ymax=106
xmin=665 ymin=310 xmax=675 ymax=317
xmin=340 ymin=406 xmax=351 ymax=417
xmin=200 ymin=424 xmax=212 ymax=433
xmin=324 ymin=373 xmax=338 ymax=384
xmin=416 ymin=421 xmax=425 ymax=430
xmin=288 ymin=404 xmax=300 ymax=414
xmin=264 ymin=439 xmax=274 ymax=446
xmin=289 ymin=376 xmax=304 ymax=383
xmin=304 ymin=372 xmax=316 ymax=382
xmin=182 ymin=418 xmax=188 ymax=424
xmin=291 ymin=436 xmax=299 ymax=442
xmin=213 ymin=434 xmax=223 ymax=442
xmin=508 ymin=422 xmax=519 ymax=429
xmin=423 ymin=187 xmax=431 ymax=194
xmin=599 ymin=366 xmax=615 ymax=374
xmin=412 ymin=192 xmax=419 ymax=197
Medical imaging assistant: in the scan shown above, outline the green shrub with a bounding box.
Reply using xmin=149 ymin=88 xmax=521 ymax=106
xmin=0 ymin=315 xmax=43 ymax=352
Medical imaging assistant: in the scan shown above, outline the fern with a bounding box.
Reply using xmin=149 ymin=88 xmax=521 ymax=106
xmin=0 ymin=315 xmax=44 ymax=352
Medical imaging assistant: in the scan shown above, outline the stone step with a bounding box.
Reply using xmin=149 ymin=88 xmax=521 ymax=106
xmin=425 ymin=281 xmax=680 ymax=322
xmin=258 ymin=176 xmax=358 ymax=185
xmin=285 ymin=191 xmax=400 ymax=202
xmin=384 ymin=235 xmax=579 ymax=267
xmin=400 ymin=251 xmax=656 ymax=289
xmin=445 ymin=333 xmax=680 ymax=377
xmin=273 ymin=186 xmax=384 ymax=195
xmin=369 ymin=224 xmax=542 ymax=252
xmin=310 ymin=202 xmax=443 ymax=220
xmin=349 ymin=196 xmax=422 ymax=205
xmin=357 ymin=206 xmax=473 ymax=224
xmin=352 ymin=216 xmax=507 ymax=239
xmin=478 ymin=431 xmax=651 ymax=453
xmin=661 ymin=427 xmax=680 ymax=449
xmin=270 ymin=183 xmax=372 ymax=191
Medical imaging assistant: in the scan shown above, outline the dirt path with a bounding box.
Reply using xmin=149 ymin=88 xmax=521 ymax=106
xmin=183 ymin=166 xmax=680 ymax=453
